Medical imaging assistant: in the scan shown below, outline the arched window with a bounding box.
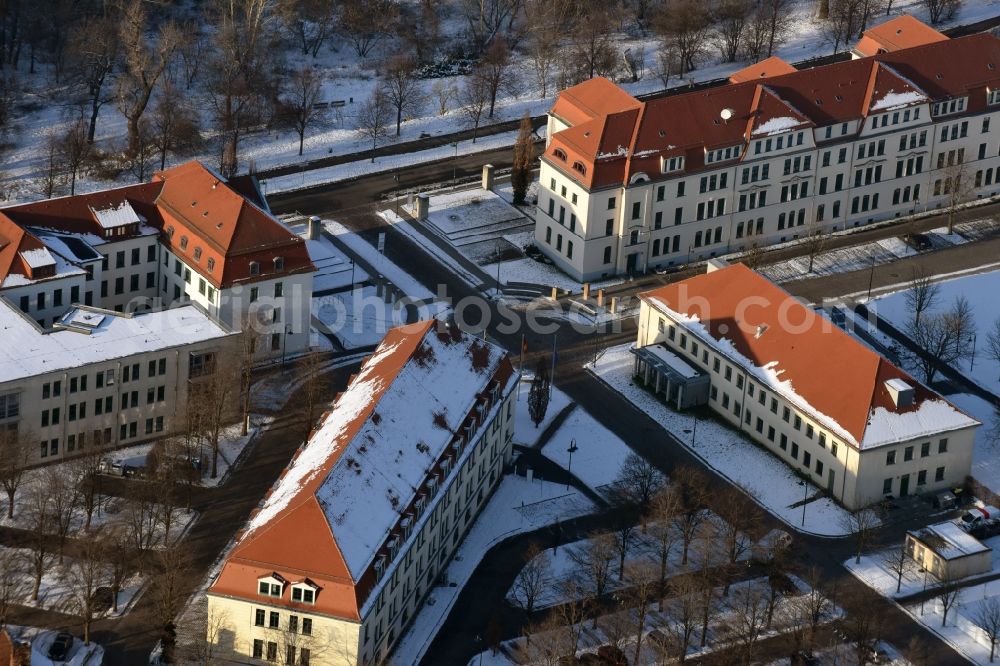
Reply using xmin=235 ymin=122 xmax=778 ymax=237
xmin=572 ymin=161 xmax=587 ymax=175
xmin=179 ymin=236 xmax=189 ymax=250
xmin=553 ymin=148 xmax=568 ymax=161
xmin=273 ymin=256 xmax=284 ymax=272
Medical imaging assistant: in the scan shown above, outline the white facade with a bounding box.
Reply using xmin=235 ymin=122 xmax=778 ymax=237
xmin=636 ymin=296 xmax=977 ymax=510
xmin=0 ymin=302 xmax=234 ymax=465
xmin=538 ymin=99 xmax=1000 ymax=282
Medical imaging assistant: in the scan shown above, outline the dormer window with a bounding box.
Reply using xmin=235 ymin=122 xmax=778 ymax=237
xmin=989 ymin=89 xmax=1000 ymax=106
xmin=193 ymin=247 xmax=202 ymax=262
xmin=249 ymin=261 xmax=260 ymax=276
xmin=207 ymin=257 xmax=216 ymax=273
xmin=553 ymin=148 xmax=567 ymax=161
xmin=179 ymin=236 xmax=189 ymax=250
xmin=257 ymin=574 xmax=285 ymax=597
xmin=273 ymin=256 xmax=284 ymax=272
xmin=661 ymin=156 xmax=684 ymax=173
xmin=291 ymin=581 xmax=318 ymax=604
xmin=571 ymin=161 xmax=586 ymax=175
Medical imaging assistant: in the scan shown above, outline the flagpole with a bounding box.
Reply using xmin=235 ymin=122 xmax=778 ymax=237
xmin=549 ymin=334 xmax=557 ymax=397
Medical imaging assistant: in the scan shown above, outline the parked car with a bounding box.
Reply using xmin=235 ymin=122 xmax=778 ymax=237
xmin=958 ymin=505 xmax=1000 ymax=532
xmin=902 ymin=233 xmax=932 ymax=251
xmin=47 ymin=632 xmax=73 ymax=661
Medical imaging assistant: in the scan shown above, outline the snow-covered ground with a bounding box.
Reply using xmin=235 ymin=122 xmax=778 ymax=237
xmin=759 ymin=226 xmax=970 ymax=283
xmin=870 ymin=268 xmax=1000 ymax=396
xmin=588 ymin=344 xmax=858 ymax=536
xmin=846 ymin=534 xmax=1000 ymax=600
xmin=507 ymin=515 xmax=749 ymax=610
xmin=313 ymin=286 xmax=448 ymax=349
xmin=323 ymin=220 xmax=436 ymax=300
xmin=898 ymin=578 xmax=1000 ymax=665
xmin=379 ymin=210 xmax=485 ymax=289
xmin=27 ymin=629 xmax=104 ymax=666
xmin=283 ymin=217 xmax=371 ymax=292
xmin=391 ymin=474 xmax=596 ymax=665
xmin=539 ymin=405 xmax=635 ymax=495
xmin=513 ymin=377 xmax=573 ymax=448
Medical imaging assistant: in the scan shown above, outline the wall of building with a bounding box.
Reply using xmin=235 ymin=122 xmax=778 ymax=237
xmin=538 ymin=101 xmax=1000 ymax=281
xmin=905 ymin=533 xmax=993 ymax=580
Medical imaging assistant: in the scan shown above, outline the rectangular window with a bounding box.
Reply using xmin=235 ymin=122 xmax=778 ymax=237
xmin=253 ymin=640 xmax=263 ymax=659
xmin=921 ymin=441 xmax=930 ymax=457
xmin=917 ymin=470 xmax=927 ymax=486
xmin=269 ymin=611 xmax=280 ymax=628
xmin=631 ymin=202 xmax=641 ymax=220
xmin=255 ymin=609 xmax=265 ymax=627
xmin=935 ymin=466 xmax=945 ymax=482
xmin=904 ymin=446 xmax=913 ymax=462
xmin=886 ymin=450 xmax=896 ymax=465
xmin=883 ymin=478 xmax=892 ymax=494
xmin=939 ymin=438 xmax=948 ymax=453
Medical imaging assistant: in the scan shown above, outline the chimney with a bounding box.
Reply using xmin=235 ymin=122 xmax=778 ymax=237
xmin=482 ymin=164 xmax=495 ymax=191
xmin=885 ymin=378 xmax=915 ymax=409
xmin=307 ymin=215 xmax=322 ymax=240
xmin=416 ymin=194 xmax=429 ymax=220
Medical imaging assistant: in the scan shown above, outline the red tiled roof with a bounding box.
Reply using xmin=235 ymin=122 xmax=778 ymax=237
xmin=0 ymin=161 xmax=314 ymax=290
xmin=729 ymin=56 xmax=797 ymax=83
xmin=550 ymin=76 xmax=643 ymax=127
xmin=0 ymin=213 xmax=54 ymax=284
xmin=855 ymin=14 xmax=948 ymax=57
xmin=545 ymin=23 xmax=1000 ymax=188
xmin=210 ymin=321 xmax=517 ymax=619
xmin=640 ymin=264 xmax=976 ymax=449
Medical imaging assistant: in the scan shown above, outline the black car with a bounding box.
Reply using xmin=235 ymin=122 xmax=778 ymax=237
xmin=902 ymin=232 xmax=932 ymax=251
xmin=48 ymin=632 xmax=74 ymax=661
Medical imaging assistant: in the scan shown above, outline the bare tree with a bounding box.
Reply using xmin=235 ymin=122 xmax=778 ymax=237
xmin=116 ymin=0 xmax=179 ymax=155
xmin=569 ymin=531 xmax=616 ymax=598
xmin=612 ymin=521 xmax=634 ymax=580
xmin=524 ymin=0 xmax=566 ymax=98
xmin=511 ymin=542 xmax=550 ymax=615
xmin=712 ymin=485 xmax=760 ymax=564
xmin=475 ymin=38 xmax=513 ymax=120
xmin=64 ymin=530 xmax=107 ymax=645
xmin=122 ymin=482 xmax=159 ymax=557
xmin=554 ymin=578 xmax=592 ymax=655
xmin=175 ymin=20 xmax=207 ymax=90
xmin=841 ymin=506 xmax=880 ymax=564
xmin=883 ymin=542 xmax=914 ymax=594
xmin=58 ymin=119 xmax=92 ymax=196
xmin=672 ymin=466 xmax=709 ymax=565
xmin=189 ymin=352 xmax=239 ymax=480
xmin=67 ymin=16 xmax=119 ymax=144
xmin=127 ymin=118 xmax=158 ymax=183
xmin=356 ymin=89 xmax=392 ymax=162
xmin=71 ymin=441 xmax=105 ymax=532
xmin=456 ymin=0 xmax=522 ymax=52
xmin=518 ymin=612 xmax=572 ymax=666
xmin=22 ymin=482 xmax=51 ymax=601
xmin=942 ymin=160 xmax=973 ymax=234
xmin=715 ymin=0 xmax=753 ymax=63
xmin=0 ymin=549 xmax=25 ymax=628
xmin=281 ymin=66 xmax=325 ymax=156
xmin=460 ymin=76 xmax=490 ymax=143
xmin=382 ymin=55 xmax=423 ymax=138
xmin=613 ymin=452 xmax=666 ymax=509
xmin=429 ymin=80 xmax=458 ymax=115
xmin=655 ymin=0 xmax=713 ymax=74
xmin=905 ymin=266 xmax=941 ymax=328
xmin=277 ymin=0 xmax=337 ymax=56
xmin=938 ymin=578 xmax=962 ymax=627
xmin=908 ymin=296 xmax=976 ymax=383
xmin=340 ymin=0 xmax=398 ymax=58
xmin=45 ymin=466 xmax=79 ymax=563
xmin=0 ymin=426 xmax=31 ymax=519
xmin=150 ymin=83 xmax=202 ymax=171
xmin=626 ymin=562 xmax=659 ymax=665
xmin=101 ymin=523 xmax=134 ymax=614
xmin=664 ymin=574 xmax=700 ymax=662
xmin=844 ymin=588 xmax=884 ymax=665
xmin=238 ymin=324 xmax=260 ymax=437
xmin=295 ymin=351 xmax=327 ymax=440
xmin=922 ymin=0 xmax=962 ymax=24
xmin=647 ymin=486 xmax=680 ymax=599
xmin=975 ymin=597 xmax=1000 ymax=662
xmin=154 ymin=544 xmax=192 ymax=664
xmin=567 ymin=4 xmax=618 ymax=82
xmin=726 ymin=581 xmax=770 ymax=664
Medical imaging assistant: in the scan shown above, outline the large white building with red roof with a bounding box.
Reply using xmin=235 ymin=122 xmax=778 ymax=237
xmin=636 ymin=262 xmax=978 ymax=509
xmin=537 ymin=16 xmax=1000 ymax=281
xmin=207 ymin=320 xmax=518 ymax=665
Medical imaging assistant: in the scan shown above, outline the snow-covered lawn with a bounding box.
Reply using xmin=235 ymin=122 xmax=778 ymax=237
xmin=942 ymin=393 xmax=1000 ymax=494
xmin=759 ymin=226 xmax=969 ymax=283
xmin=391 ymin=474 xmax=597 ymax=665
xmin=513 ymin=377 xmax=573 ymax=448
xmin=284 ymin=217 xmax=370 ymax=292
xmin=323 ymin=220 xmax=436 ymax=300
xmin=313 ymin=287 xmax=448 ymax=349
xmin=507 ymin=516 xmax=749 ymax=610
xmin=588 ymin=344 xmax=859 ymax=536
xmin=425 ymin=189 xmax=527 ymax=240
xmin=379 ymin=210 xmax=485 ymax=289
xmin=483 ymin=256 xmax=623 ymax=292
xmin=539 ymin=405 xmax=635 ymax=495
xmin=894 ymin=578 xmax=1000 ymax=665
xmin=869 ymin=268 xmax=1000 ymax=396
xmin=483 ymin=575 xmax=839 ymax=666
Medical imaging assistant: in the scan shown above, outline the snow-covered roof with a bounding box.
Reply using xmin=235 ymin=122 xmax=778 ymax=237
xmin=640 ymin=264 xmax=979 ymax=450
xmin=751 ymin=116 xmax=805 ymax=136
xmin=0 ymin=302 xmax=232 ymax=385
xmin=18 ymin=248 xmax=55 ymax=269
xmin=639 ymin=343 xmax=701 ymax=379
xmin=89 ymin=201 xmax=142 ymax=229
xmin=911 ymin=521 xmax=991 ymax=560
xmin=211 ymin=321 xmax=517 ymax=619
xmin=870 ymin=89 xmax=927 ymax=112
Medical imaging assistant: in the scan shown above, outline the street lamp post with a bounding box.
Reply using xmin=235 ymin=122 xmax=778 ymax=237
xmin=452 ymin=142 xmax=459 ymax=187
xmin=800 ymin=480 xmax=808 ymax=527
xmin=866 ymin=249 xmax=877 ymax=301
xmin=393 ymin=173 xmax=400 ymax=216
xmin=566 ymin=439 xmax=578 ymax=489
